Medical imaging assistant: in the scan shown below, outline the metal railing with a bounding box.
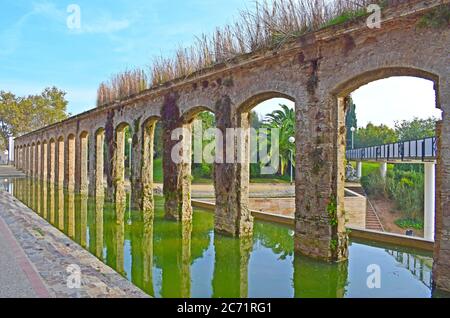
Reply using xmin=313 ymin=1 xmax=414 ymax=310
xmin=346 ymin=137 xmax=437 ymax=162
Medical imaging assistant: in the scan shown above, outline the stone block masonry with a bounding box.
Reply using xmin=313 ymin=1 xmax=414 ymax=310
xmin=12 ymin=0 xmax=450 ymax=292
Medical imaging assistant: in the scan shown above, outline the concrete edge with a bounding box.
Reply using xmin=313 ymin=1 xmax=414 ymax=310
xmin=192 ymin=199 xmax=435 ymax=252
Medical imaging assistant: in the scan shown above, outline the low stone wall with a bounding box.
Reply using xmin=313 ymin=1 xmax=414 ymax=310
xmin=344 ymin=189 xmax=367 ymax=229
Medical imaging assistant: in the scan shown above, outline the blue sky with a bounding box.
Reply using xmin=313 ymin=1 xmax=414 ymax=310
xmin=1 ymin=0 xmax=441 ymax=127
xmin=0 ymin=0 xmax=252 ymax=115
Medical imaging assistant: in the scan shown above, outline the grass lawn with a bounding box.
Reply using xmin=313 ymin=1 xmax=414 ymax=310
xmin=153 ymin=157 xmax=291 ymax=184
xmin=351 ymin=161 xmax=394 ymax=178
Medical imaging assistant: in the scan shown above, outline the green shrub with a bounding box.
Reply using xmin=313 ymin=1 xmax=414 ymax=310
xmin=361 ymin=172 xmax=386 ymax=198
xmin=395 ymin=218 xmax=424 ymax=230
xmin=386 ymin=170 xmax=424 ymax=221
xmin=193 ymin=163 xmax=212 ymax=179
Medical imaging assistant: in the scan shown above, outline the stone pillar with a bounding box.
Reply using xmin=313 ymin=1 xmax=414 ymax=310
xmin=36 ymin=143 xmax=41 ymax=180
xmin=433 ymin=103 xmax=450 ymax=293
xmin=380 ymin=162 xmax=388 ymax=179
xmin=214 ymin=95 xmax=253 ymax=237
xmin=114 ymin=126 xmax=127 ymax=205
xmin=30 ymin=145 xmax=35 ymax=178
xmin=131 ymin=119 xmax=157 ymax=211
xmin=27 ymin=145 xmax=31 ymax=175
xmin=77 ymin=133 xmax=89 ymax=195
xmin=356 ymin=161 xmax=362 ymax=179
xmin=42 ymin=142 xmax=48 ymax=182
xmin=161 ymin=92 xmax=192 ymax=221
xmin=57 ymin=138 xmax=65 ymax=186
xmin=24 ymin=146 xmax=29 ymax=175
xmin=65 ymin=135 xmax=76 ymax=191
xmin=49 ymin=140 xmax=56 ymax=184
xmin=93 ymin=130 xmax=105 ymax=198
xmin=294 ymin=91 xmax=348 ymax=262
xmin=424 ymin=162 xmax=436 ymax=241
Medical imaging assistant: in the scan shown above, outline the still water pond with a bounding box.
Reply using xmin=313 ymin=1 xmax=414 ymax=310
xmin=6 ymin=178 xmax=437 ymax=298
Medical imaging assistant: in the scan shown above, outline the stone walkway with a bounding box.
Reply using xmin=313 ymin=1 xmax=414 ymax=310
xmin=0 ymin=189 xmax=148 ymax=298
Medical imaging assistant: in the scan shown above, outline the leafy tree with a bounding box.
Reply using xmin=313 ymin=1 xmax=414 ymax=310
xmin=0 ymin=87 xmax=69 ymax=150
xmin=395 ymin=117 xmax=437 ymax=141
xmin=263 ymin=104 xmax=295 ymax=176
xmin=345 ymin=97 xmax=357 ymax=148
xmin=354 ymin=123 xmax=397 ymax=148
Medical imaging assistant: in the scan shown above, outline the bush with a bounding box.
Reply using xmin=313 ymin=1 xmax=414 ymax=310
xmin=395 ymin=218 xmax=424 ymax=230
xmin=361 ymin=172 xmax=386 ymax=198
xmin=386 ymin=170 xmax=424 ymax=221
xmin=193 ymin=163 xmax=212 ymax=179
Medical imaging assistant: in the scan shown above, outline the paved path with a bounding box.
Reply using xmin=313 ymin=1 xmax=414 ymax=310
xmin=0 ymin=189 xmax=148 ymax=298
xmin=0 ymin=217 xmax=48 ymax=298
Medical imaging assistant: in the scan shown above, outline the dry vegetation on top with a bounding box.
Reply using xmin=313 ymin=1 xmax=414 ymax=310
xmin=97 ymin=0 xmax=407 ymax=107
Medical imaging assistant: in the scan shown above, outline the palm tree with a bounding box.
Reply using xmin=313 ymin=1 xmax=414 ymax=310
xmin=262 ymin=104 xmax=295 ymax=176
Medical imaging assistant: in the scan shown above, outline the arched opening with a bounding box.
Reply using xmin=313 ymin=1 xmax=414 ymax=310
xmin=237 ymin=93 xmax=297 ymax=226
xmin=336 ymin=69 xmax=442 ymax=242
xmin=182 ymin=106 xmax=216 ymax=199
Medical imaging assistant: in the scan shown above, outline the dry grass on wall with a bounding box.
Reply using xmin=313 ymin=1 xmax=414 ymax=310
xmin=97 ymin=0 xmax=408 ymax=107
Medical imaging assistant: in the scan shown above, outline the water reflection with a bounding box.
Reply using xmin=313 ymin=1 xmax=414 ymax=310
xmin=5 ymin=177 xmax=442 ymax=298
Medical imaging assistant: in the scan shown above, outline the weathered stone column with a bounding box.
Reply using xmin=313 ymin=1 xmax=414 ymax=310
xmin=214 ymin=95 xmax=253 ymax=237
xmin=433 ymin=77 xmax=450 ymax=292
xmin=49 ymin=140 xmax=56 ymax=184
xmin=65 ymin=135 xmax=76 ymax=192
xmin=56 ymin=138 xmax=65 ymax=186
xmin=113 ymin=126 xmax=127 ymax=205
xmin=161 ymin=92 xmax=192 ymax=221
xmin=30 ymin=145 xmax=34 ymax=178
xmin=130 ymin=118 xmax=157 ymax=212
xmin=42 ymin=141 xmax=48 ymax=182
xmin=294 ymin=90 xmax=348 ymax=262
xmin=76 ymin=132 xmax=89 ymax=195
xmin=36 ymin=143 xmax=41 ymax=180
xmin=93 ymin=130 xmax=105 ymax=198
xmin=88 ymin=133 xmax=96 ymax=197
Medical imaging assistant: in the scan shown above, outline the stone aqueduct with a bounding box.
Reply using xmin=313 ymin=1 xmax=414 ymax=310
xmin=12 ymin=0 xmax=450 ymax=291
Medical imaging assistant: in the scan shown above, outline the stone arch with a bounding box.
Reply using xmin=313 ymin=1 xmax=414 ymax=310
xmin=332 ymin=67 xmax=440 ymax=104
xmin=332 ymin=66 xmax=447 ymax=288
xmin=181 ymin=106 xmax=215 ymax=124
xmin=237 ymin=91 xmax=296 ymax=114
